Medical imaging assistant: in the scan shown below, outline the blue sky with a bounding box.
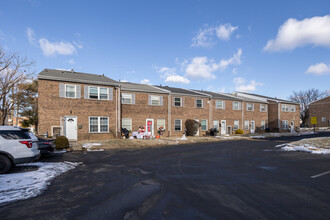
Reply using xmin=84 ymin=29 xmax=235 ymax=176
xmin=1 ymin=0 xmax=330 ymax=99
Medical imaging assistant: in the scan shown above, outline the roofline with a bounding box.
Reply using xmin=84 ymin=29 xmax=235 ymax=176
xmin=148 ymin=85 xmax=171 ymax=93
xmin=233 ymin=91 xmax=297 ymax=104
xmin=183 ymin=88 xmax=211 ymax=98
xmin=38 ymin=75 xmax=119 ymax=87
xmin=155 ymin=86 xmax=210 ymax=97
xmin=120 ymin=88 xmax=169 ymax=94
xmin=309 ymin=94 xmax=330 ymax=105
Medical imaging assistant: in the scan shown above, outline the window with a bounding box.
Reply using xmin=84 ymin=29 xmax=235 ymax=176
xmin=322 ymin=117 xmax=326 ymax=122
xmin=174 ymin=97 xmax=182 ymax=107
xmin=122 ymin=118 xmax=132 ymax=131
xmin=246 ymin=103 xmax=254 ymax=111
xmin=261 ymin=121 xmax=266 ymax=130
xmin=201 ymin=120 xmax=207 ymax=131
xmin=150 ymin=95 xmax=161 ymax=106
xmin=196 ymin=99 xmax=203 ymax=108
xmin=122 ymin=93 xmax=133 ymax=104
xmin=0 ymin=130 xmax=30 ymax=139
xmin=216 ymin=100 xmax=225 ymax=109
xmin=89 ymin=87 xmax=109 ymax=100
xmin=233 ymin=102 xmax=241 ymax=110
xmin=157 ymin=119 xmax=166 ymax=130
xmin=174 ymin=119 xmax=182 ymax=131
xmin=234 ymin=120 xmax=239 ymax=130
xmin=282 ymin=120 xmax=288 ymax=130
xmin=290 ymin=105 xmax=296 ymax=112
xmin=260 ymin=104 xmax=267 ymax=112
xmin=89 ymin=117 xmax=109 ymax=133
xmin=244 ymin=120 xmax=249 ymax=130
xmin=65 ymin=84 xmax=76 ymax=98
xmin=281 ymin=104 xmax=289 ymax=112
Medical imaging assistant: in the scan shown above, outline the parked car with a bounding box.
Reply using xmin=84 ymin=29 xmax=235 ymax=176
xmin=0 ymin=126 xmax=40 ymax=174
xmin=37 ymin=136 xmax=55 ymax=154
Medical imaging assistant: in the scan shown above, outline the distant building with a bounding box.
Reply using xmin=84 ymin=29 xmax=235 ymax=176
xmin=308 ymin=95 xmax=330 ymax=127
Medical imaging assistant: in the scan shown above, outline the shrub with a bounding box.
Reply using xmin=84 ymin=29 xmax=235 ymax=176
xmin=185 ymin=119 xmax=200 ymax=136
xmin=235 ymin=129 xmax=244 ymax=135
xmin=54 ymin=136 xmax=69 ymax=149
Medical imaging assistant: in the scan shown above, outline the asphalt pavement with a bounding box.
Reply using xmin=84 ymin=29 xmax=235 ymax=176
xmin=1 ymin=132 xmax=330 ymax=220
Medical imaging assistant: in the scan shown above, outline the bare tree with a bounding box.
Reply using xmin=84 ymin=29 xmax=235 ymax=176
xmin=289 ymin=89 xmax=328 ymax=126
xmin=0 ymin=47 xmax=34 ymax=125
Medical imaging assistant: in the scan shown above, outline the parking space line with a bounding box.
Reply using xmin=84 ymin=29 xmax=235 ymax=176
xmin=310 ymin=170 xmax=330 ymax=179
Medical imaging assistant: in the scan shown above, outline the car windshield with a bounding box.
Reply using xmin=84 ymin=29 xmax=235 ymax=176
xmin=0 ymin=130 xmax=31 ymax=140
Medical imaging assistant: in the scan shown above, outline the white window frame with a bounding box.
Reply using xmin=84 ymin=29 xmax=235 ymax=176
xmin=216 ymin=100 xmax=225 ymax=109
xmin=89 ymin=116 xmax=109 ymax=133
xmin=281 ymin=104 xmax=289 ymax=112
xmin=122 ymin=118 xmax=132 ymax=131
xmin=174 ymin=97 xmax=182 ymax=107
xmin=246 ymin=103 xmax=254 ymax=111
xmin=196 ymin=99 xmax=203 ymax=108
xmin=290 ymin=105 xmax=296 ymax=112
xmin=260 ymin=104 xmax=267 ymax=112
xmin=88 ymin=86 xmax=109 ymax=100
xmin=122 ymin=93 xmax=133 ymax=104
xmin=282 ymin=120 xmax=289 ymax=130
xmin=157 ymin=119 xmax=166 ymax=130
xmin=150 ymin=95 xmax=161 ymax=106
xmin=201 ymin=120 xmax=208 ymax=131
xmin=244 ymin=120 xmax=249 ymax=130
xmin=234 ymin=120 xmax=239 ymax=130
xmin=322 ymin=117 xmax=326 ymax=122
xmin=233 ymin=102 xmax=241 ymax=110
xmin=261 ymin=120 xmax=266 ymax=130
xmin=65 ymin=84 xmax=76 ymax=98
xmin=174 ymin=119 xmax=182 ymax=131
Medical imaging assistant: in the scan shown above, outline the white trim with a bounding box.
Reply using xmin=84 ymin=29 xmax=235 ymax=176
xmin=196 ymin=99 xmax=203 ymax=108
xmin=122 ymin=93 xmax=133 ymax=104
xmin=65 ymin=84 xmax=76 ymax=98
xmin=157 ymin=119 xmax=166 ymax=130
xmin=146 ymin=118 xmax=154 ymax=135
xmin=201 ymin=119 xmax=208 ymax=131
xmin=150 ymin=95 xmax=161 ymax=106
xmin=89 ymin=116 xmax=109 ymax=133
xmin=174 ymin=97 xmax=182 ymax=107
xmin=88 ymin=86 xmax=109 ymax=100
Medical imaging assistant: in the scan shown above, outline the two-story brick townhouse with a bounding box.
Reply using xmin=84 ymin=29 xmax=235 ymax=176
xmin=38 ymin=69 xmax=121 ymax=141
xmin=119 ymin=82 xmax=170 ymax=137
xmin=155 ymin=86 xmax=211 ymax=137
xmin=308 ymin=95 xmax=330 ymax=127
xmin=233 ymin=92 xmax=300 ymax=132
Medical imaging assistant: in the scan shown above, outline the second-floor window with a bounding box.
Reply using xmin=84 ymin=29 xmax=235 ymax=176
xmin=196 ymin=99 xmax=203 ymax=108
xmin=149 ymin=95 xmax=162 ymax=106
xmin=216 ymin=100 xmax=225 ymax=109
xmin=122 ymin=93 xmax=133 ymax=104
xmin=260 ymin=104 xmax=267 ymax=112
xmin=65 ymin=84 xmax=76 ymax=98
xmin=233 ymin=102 xmax=241 ymax=110
xmin=246 ymin=103 xmax=254 ymax=111
xmin=281 ymin=104 xmax=289 ymax=112
xmin=89 ymin=86 xmax=109 ymax=100
xmin=290 ymin=105 xmax=296 ymax=112
xmin=174 ymin=97 xmax=182 ymax=107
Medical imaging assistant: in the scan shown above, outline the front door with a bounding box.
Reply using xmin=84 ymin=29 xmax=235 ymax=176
xmin=221 ymin=120 xmax=226 ymax=135
xmin=251 ymin=121 xmax=255 ymax=134
xmin=291 ymin=121 xmax=294 ymax=132
xmin=65 ymin=116 xmax=77 ymax=141
xmin=146 ymin=119 xmax=154 ymax=136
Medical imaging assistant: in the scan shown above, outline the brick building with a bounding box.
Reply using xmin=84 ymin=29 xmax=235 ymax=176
xmin=308 ymin=95 xmax=330 ymax=127
xmin=233 ymin=92 xmax=300 ymax=132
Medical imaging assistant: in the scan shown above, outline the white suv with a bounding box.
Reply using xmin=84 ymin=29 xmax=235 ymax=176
xmin=0 ymin=126 xmax=40 ymax=174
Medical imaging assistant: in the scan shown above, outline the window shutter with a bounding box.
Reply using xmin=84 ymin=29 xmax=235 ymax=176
xmin=239 ymin=102 xmax=242 ymax=110
xmin=252 ymin=103 xmax=254 ymax=111
xmin=182 ymin=97 xmax=184 ymax=107
xmin=132 ymin=94 xmax=135 ymax=104
xmin=76 ymin=85 xmax=81 ymax=99
xmin=160 ymin=96 xmax=163 ymax=106
xmin=195 ymin=99 xmax=197 ymax=107
xmin=148 ymin=95 xmax=151 ymax=105
xmin=201 ymin=100 xmax=203 ymax=108
xmin=84 ymin=86 xmax=89 ymax=99
xmin=59 ymin=83 xmax=65 ymax=97
xmin=223 ymin=101 xmax=226 ymax=109
xmin=172 ymin=97 xmax=175 ymax=106
xmin=109 ymin=88 xmax=113 ymax=100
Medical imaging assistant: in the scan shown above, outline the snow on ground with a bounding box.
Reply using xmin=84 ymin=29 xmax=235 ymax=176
xmin=250 ymin=136 xmax=266 ymax=139
xmin=82 ymin=143 xmax=103 ymax=151
xmin=276 ymin=137 xmax=330 ymax=154
xmin=0 ymin=161 xmax=81 ymax=205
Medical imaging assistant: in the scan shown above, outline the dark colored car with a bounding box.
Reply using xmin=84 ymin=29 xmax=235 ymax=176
xmin=37 ymin=136 xmax=55 ymax=154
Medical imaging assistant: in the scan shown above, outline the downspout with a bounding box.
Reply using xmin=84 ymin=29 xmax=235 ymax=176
xmin=278 ymin=102 xmax=281 ymax=131
xmin=115 ymin=87 xmax=117 ymax=138
xmin=242 ymin=101 xmax=244 ymax=130
xmin=168 ymin=94 xmax=171 ymax=137
xmin=209 ymin=97 xmax=212 ymax=130
xmin=119 ymin=86 xmax=122 ymax=138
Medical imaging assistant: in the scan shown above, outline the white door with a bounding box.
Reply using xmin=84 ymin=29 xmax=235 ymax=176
xmin=251 ymin=121 xmax=255 ymax=134
xmin=221 ymin=120 xmax=226 ymax=135
xmin=65 ymin=116 xmax=77 ymax=141
xmin=146 ymin=119 xmax=154 ymax=136
xmin=213 ymin=120 xmax=219 ymax=131
xmin=194 ymin=119 xmax=199 ymax=136
xmin=290 ymin=121 xmax=294 ymax=132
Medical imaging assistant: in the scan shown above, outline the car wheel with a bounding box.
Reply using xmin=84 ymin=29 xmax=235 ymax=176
xmin=0 ymin=155 xmax=12 ymax=174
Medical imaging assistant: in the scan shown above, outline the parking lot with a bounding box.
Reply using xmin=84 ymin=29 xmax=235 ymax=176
xmin=1 ymin=132 xmax=330 ymax=219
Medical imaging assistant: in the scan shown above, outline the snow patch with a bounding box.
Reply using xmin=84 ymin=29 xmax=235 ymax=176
xmin=0 ymin=162 xmax=81 ymax=205
xmin=250 ymin=136 xmax=265 ymax=139
xmin=82 ymin=143 xmax=102 ymax=151
xmin=277 ymin=144 xmax=330 ymax=154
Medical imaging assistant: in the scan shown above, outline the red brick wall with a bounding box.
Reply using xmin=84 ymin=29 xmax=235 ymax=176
xmin=308 ymin=96 xmax=330 ymax=127
xmin=38 ymin=79 xmax=118 ymax=140
xmin=243 ymin=102 xmax=268 ymax=133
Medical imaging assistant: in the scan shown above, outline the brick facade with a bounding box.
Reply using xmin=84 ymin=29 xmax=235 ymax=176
xmin=308 ymin=96 xmax=330 ymax=127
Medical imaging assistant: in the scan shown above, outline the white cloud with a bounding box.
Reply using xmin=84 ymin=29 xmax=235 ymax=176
xmin=185 ymin=48 xmax=242 ymax=80
xmin=233 ymin=77 xmax=263 ymax=92
xmin=26 ymin=27 xmax=36 ymax=45
xmin=264 ymin=15 xmax=330 ymax=52
xmin=165 ymin=75 xmax=190 ymax=84
xmin=305 ymin=63 xmax=330 ymax=75
xmin=39 ymin=38 xmax=77 ymax=56
xmin=192 ymin=23 xmax=238 ymax=48
xmin=140 ymin=79 xmax=151 ymax=85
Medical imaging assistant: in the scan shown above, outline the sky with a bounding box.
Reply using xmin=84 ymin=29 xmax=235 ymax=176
xmin=1 ymin=0 xmax=330 ymax=99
